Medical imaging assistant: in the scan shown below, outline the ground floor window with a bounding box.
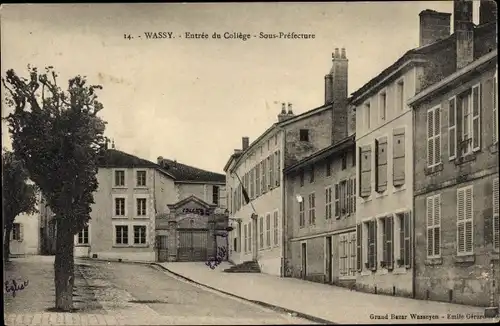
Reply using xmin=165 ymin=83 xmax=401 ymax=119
xmin=77 ymin=226 xmax=89 ymax=245
xmin=133 ymin=225 xmax=147 ymax=244
xmin=115 ymin=225 xmax=129 ymax=245
xmin=339 ymin=231 xmax=356 ymax=277
xmin=11 ymin=223 xmax=22 ymax=241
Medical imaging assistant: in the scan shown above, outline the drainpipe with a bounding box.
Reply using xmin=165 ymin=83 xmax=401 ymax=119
xmin=281 ymin=128 xmax=287 ymax=278
xmin=411 ymin=105 xmax=416 ymax=299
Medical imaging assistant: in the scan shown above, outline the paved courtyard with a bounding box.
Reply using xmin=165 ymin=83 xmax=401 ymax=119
xmin=3 ymin=256 xmax=311 ymax=325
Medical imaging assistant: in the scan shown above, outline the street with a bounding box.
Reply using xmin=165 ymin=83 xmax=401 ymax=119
xmin=3 ymin=256 xmax=312 ymax=325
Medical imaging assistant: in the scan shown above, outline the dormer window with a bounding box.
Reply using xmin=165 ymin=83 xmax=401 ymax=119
xmin=300 ymin=129 xmax=310 ymax=142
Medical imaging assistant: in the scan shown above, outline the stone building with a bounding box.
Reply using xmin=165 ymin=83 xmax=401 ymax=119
xmin=408 ymin=0 xmax=498 ymax=307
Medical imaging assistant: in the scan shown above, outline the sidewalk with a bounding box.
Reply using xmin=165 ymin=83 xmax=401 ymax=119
xmin=155 ymin=262 xmax=500 ymax=324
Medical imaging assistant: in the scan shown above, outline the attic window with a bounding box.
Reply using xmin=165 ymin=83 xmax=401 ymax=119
xmin=300 ymin=129 xmax=310 ymax=142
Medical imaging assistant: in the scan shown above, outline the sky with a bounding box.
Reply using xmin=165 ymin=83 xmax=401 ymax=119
xmin=0 ymin=2 xmax=480 ymax=174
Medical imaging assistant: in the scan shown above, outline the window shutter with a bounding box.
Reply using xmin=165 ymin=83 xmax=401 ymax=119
xmin=356 ymin=224 xmax=362 ymax=271
xmin=374 ymin=139 xmax=379 ymax=192
xmin=426 ymin=197 xmax=434 ymax=257
xmin=493 ymin=75 xmax=498 ymax=144
xmin=347 ymin=180 xmax=351 ymax=215
xmin=449 ymin=97 xmax=457 ymax=159
xmin=393 ymin=128 xmax=405 ymax=186
xmin=388 ymin=215 xmax=393 ymax=269
xmin=457 ymin=188 xmax=465 ymax=254
xmin=434 ymin=195 xmax=441 ymax=256
xmin=465 ymin=187 xmax=473 ymax=253
xmin=335 ymin=183 xmax=340 ymax=219
xmin=404 ymin=212 xmax=411 ymax=267
xmin=434 ymin=107 xmax=441 ymax=165
xmin=367 ymin=222 xmax=373 ymax=268
xmin=472 ymin=84 xmax=481 ymax=151
xmin=493 ymin=178 xmax=499 ymax=251
xmin=276 ymin=151 xmax=281 ymax=186
xmin=383 ymin=219 xmax=388 ymax=266
xmin=269 ymin=154 xmax=274 ymax=189
xmin=373 ymin=220 xmax=378 ymax=270
xmin=377 ymin=137 xmax=388 ymax=192
xmin=427 ymin=109 xmax=434 ymax=166
xmin=19 ymin=223 xmax=24 ymax=242
xmin=261 ymin=161 xmax=266 ymax=193
xmin=353 ymin=178 xmax=356 ymax=213
xmin=360 ymin=145 xmax=372 ymax=197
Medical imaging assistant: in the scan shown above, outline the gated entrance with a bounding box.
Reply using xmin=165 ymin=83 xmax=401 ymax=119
xmin=156 ymin=235 xmax=169 ymax=262
xmin=177 ymin=229 xmax=210 ymax=262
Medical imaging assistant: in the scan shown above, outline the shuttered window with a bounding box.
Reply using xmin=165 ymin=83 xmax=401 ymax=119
xmin=493 ymin=178 xmax=499 ymax=251
xmin=427 ymin=105 xmax=441 ymax=167
xmin=259 ymin=216 xmax=264 ymax=250
xmin=269 ymin=155 xmax=274 ymax=190
xmin=275 ymin=150 xmax=281 ymax=186
xmin=248 ymin=223 xmax=252 ymax=253
xmin=382 ymin=215 xmax=394 ymax=270
xmin=334 ymin=183 xmax=340 ymax=219
xmin=339 ymin=234 xmax=348 ymax=276
xmin=350 ymin=233 xmax=357 ymax=276
xmin=426 ymin=195 xmax=441 ymax=258
xmin=397 ymin=212 xmax=412 ymax=268
xmin=266 ymin=213 xmax=271 ymax=248
xmin=308 ymin=193 xmax=316 ymax=225
xmin=448 ymin=97 xmax=457 ymax=160
xmin=359 ymin=145 xmax=372 ymax=197
xmin=393 ymin=128 xmax=405 ymax=186
xmin=261 ymin=161 xmax=266 ymax=194
xmin=375 ymin=137 xmax=388 ymax=192
xmin=273 ymin=210 xmax=280 ymax=246
xmin=347 ymin=179 xmax=355 ymax=215
xmin=352 ymin=178 xmax=356 ymax=213
xmin=356 ymin=224 xmax=362 ymax=271
xmin=325 ymin=186 xmax=333 ymax=219
xmin=340 ymin=180 xmax=347 ymax=216
xmin=494 ymin=72 xmax=498 ymax=144
xmin=266 ymin=157 xmax=272 ymax=190
xmin=244 ymin=224 xmax=248 ymax=253
xmin=457 ymin=186 xmax=474 ymax=255
xmin=366 ymin=220 xmax=377 ymax=270
xmin=255 ymin=164 xmax=261 ymax=196
xmin=471 ymin=84 xmax=481 ymax=152
xmin=249 ymin=171 xmax=254 ymax=199
xmin=299 ymin=200 xmax=305 ymax=228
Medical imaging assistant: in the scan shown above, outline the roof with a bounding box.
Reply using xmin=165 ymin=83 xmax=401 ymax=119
xmin=227 ymin=103 xmax=332 ymax=174
xmin=159 ymin=158 xmax=226 ymax=183
xmin=350 ymin=22 xmax=495 ymax=105
xmin=223 ymin=151 xmax=242 ymax=173
xmin=98 ymin=149 xmax=175 ymax=179
xmin=284 ymin=134 xmax=355 ymax=174
xmin=408 ymin=50 xmax=497 ymax=107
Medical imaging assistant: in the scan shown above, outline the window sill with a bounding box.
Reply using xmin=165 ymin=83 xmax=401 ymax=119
xmin=393 ymin=185 xmax=406 ymax=194
xmin=490 ymin=252 xmax=499 ymax=261
xmin=425 ymin=257 xmax=443 ymax=266
xmin=454 ymin=254 xmax=475 ymax=264
xmin=339 ymin=275 xmax=356 ymax=280
xmin=75 ymin=244 xmax=90 ymax=247
xmin=454 ymin=153 xmax=477 ymax=166
xmin=490 ymin=143 xmax=498 ymax=154
xmin=112 ymin=244 xmax=149 ymax=248
xmin=376 ymin=268 xmax=389 ymax=275
xmin=112 ymin=186 xmax=127 ymax=189
xmin=392 ymin=267 xmax=408 ymax=274
xmin=134 ymin=186 xmax=148 ymax=190
xmin=360 ymin=271 xmax=372 ymax=276
xmin=424 ymin=163 xmax=443 ymax=176
xmin=112 ymin=216 xmax=128 ymax=219
xmin=133 ymin=216 xmax=150 ymax=219
xmin=375 ymin=189 xmax=388 ymax=199
xmin=360 ymin=196 xmax=372 ymax=203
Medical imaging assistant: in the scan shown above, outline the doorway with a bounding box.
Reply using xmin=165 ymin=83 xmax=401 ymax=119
xmin=325 ymin=236 xmax=332 ymax=283
xmin=301 ymin=242 xmax=307 ymax=280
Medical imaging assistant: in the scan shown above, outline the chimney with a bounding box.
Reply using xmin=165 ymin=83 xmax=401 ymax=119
xmin=234 ymin=149 xmax=242 ymax=154
xmin=104 ymin=138 xmax=109 ymax=150
xmin=419 ymin=9 xmax=451 ymax=47
xmin=325 ymin=47 xmax=349 ymax=144
xmin=454 ymin=0 xmax=474 ymax=69
xmin=278 ymin=102 xmax=291 ymax=122
xmin=111 ymin=139 xmax=115 ymax=149
xmin=479 ymin=0 xmax=497 ymax=25
xmin=242 ymin=137 xmax=249 ymax=150
xmin=157 ymin=156 xmax=164 ymax=164
xmin=287 ymin=103 xmax=294 ymax=116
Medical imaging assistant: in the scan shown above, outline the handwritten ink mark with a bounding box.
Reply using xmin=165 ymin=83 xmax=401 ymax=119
xmin=4 ymin=279 xmax=29 ymax=297
xmin=205 ymin=247 xmax=227 ymax=269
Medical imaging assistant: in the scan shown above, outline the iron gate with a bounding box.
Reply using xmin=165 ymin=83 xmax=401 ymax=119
xmin=177 ymin=229 xmax=209 ymax=262
xmin=156 ymin=235 xmax=169 ymax=262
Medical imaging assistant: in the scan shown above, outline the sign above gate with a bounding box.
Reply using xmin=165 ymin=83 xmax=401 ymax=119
xmin=181 ymin=208 xmax=211 ymax=216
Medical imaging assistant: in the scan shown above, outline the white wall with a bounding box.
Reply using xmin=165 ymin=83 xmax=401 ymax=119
xmin=10 ymin=212 xmax=40 ymax=255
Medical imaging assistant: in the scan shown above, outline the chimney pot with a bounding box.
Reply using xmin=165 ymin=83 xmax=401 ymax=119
xmin=341 ymin=48 xmax=346 ymax=59
xmin=334 ymin=48 xmax=340 ymax=58
xmin=157 ymin=156 xmax=164 ymax=164
xmin=287 ymin=103 xmax=293 ymax=115
xmin=242 ymin=137 xmax=250 ymax=150
xmin=281 ymin=102 xmax=286 ymax=113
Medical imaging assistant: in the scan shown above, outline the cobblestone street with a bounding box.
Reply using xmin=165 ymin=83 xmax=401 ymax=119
xmin=3 ymin=256 xmax=311 ymax=325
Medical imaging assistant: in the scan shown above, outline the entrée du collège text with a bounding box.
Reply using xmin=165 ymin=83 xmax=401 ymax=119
xmin=124 ymin=31 xmax=316 ymax=41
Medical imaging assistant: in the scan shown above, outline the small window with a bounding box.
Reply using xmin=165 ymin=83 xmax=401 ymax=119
xmin=342 ymin=153 xmax=347 ymax=170
xmin=136 ymin=198 xmax=147 ymax=216
xmin=212 ymin=185 xmax=220 ymax=205
xmin=310 ymin=165 xmax=315 ymax=183
xmin=136 ymin=170 xmax=147 ymax=187
xmin=115 ymin=198 xmax=126 ymax=216
xmin=299 ymin=169 xmax=304 ymax=187
xmin=12 ymin=223 xmax=21 ymax=240
xmin=326 ymin=160 xmax=331 ymax=176
xmin=114 ymin=170 xmax=125 ymax=187
xmin=115 ymin=225 xmax=128 ymax=245
xmin=77 ymin=226 xmax=89 ymax=245
xmin=299 ymin=129 xmax=309 ymax=142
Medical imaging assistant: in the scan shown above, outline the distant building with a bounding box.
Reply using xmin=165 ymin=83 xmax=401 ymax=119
xmin=225 ymin=49 xmax=349 ymax=276
xmin=408 ymin=0 xmax=498 ymax=307
xmin=10 ymin=191 xmax=42 ymax=256
xmin=40 ymin=148 xmax=227 ymax=263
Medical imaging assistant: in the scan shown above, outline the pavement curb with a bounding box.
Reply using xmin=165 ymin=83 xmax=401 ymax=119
xmin=151 ymin=263 xmax=336 ymax=325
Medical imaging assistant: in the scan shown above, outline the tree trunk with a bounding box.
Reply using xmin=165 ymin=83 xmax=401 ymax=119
xmin=54 ymin=219 xmax=75 ymax=311
xmin=4 ymin=224 xmax=13 ymax=262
